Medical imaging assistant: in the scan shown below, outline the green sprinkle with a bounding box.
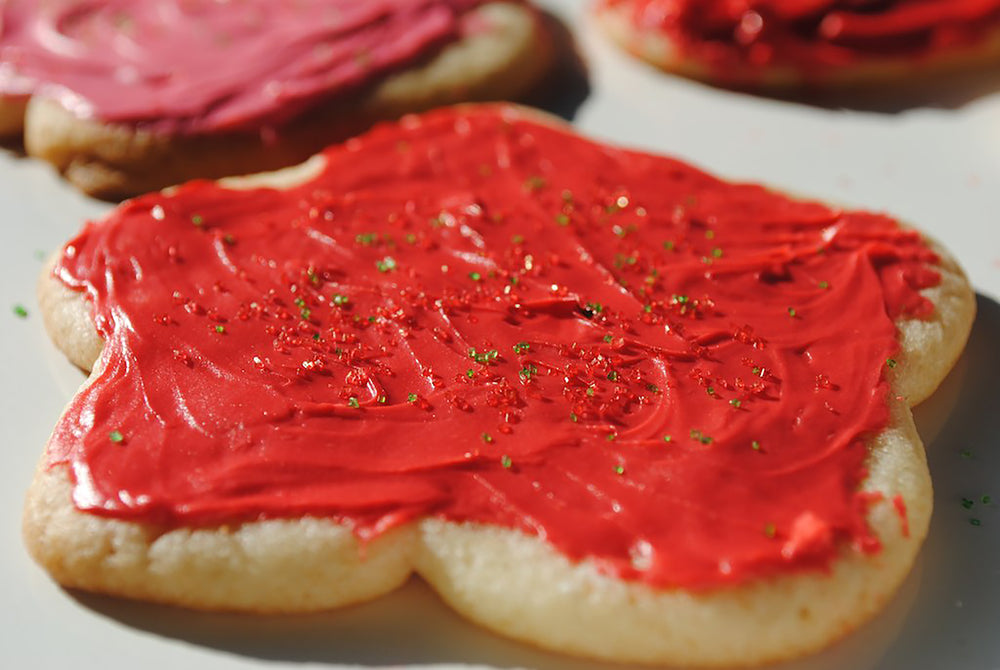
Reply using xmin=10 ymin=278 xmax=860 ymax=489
xmin=312 ymin=333 xmax=320 ymax=341
xmin=378 ymin=395 xmax=387 ymax=404
xmin=511 ymin=234 xmax=525 ymax=245
xmin=730 ymin=399 xmax=742 ymax=408
xmin=886 ymin=358 xmax=898 ymax=368
xmin=712 ymin=247 xmax=723 ymax=258
xmin=109 ymin=430 xmax=124 ymax=443
xmin=663 ymin=435 xmax=672 ymax=443
xmin=705 ymin=230 xmax=715 ymax=240
xmin=523 ymin=176 xmax=547 ymax=192
xmin=555 ymin=213 xmax=570 ymax=226
xmin=672 ymin=294 xmax=689 ymax=305
xmin=356 ymin=232 xmax=378 ymax=246
xmin=643 ymin=304 xmax=652 ymax=313
xmin=469 ymin=271 xmax=482 ymax=282
xmin=647 ymin=383 xmax=660 ymax=393
xmin=570 ymin=412 xmax=578 ymax=423
xmin=12 ymin=304 xmax=28 ymax=319
xmin=663 ymin=240 xmax=675 ymax=251
xmin=191 ymin=215 xmax=204 ymax=227
xmin=501 ymin=454 xmax=513 ymax=469
xmin=606 ymin=433 xmax=616 ymax=442
xmin=752 ymin=366 xmax=762 ymax=376
xmin=519 ymin=364 xmax=538 ymax=381
xmin=405 ymin=233 xmax=417 ymax=244
xmin=348 ymin=397 xmax=360 ymax=409
xmin=466 ymin=368 xmax=475 ymax=379
xmin=585 ymin=302 xmax=604 ymax=315
xmin=586 ymin=387 xmax=595 ymax=397
xmin=706 ymin=386 xmax=715 ymax=396
xmin=512 ymin=341 xmax=530 ymax=355
xmin=482 ymin=432 xmax=493 ymax=444
xmin=690 ymin=429 xmax=713 ymax=445
xmin=376 ymin=256 xmax=397 ymax=273
xmin=819 ymin=280 xmax=830 ymax=289
xmin=294 ymin=297 xmax=306 ymax=307
xmin=603 ymin=334 xmax=614 ymax=343
xmin=300 ymin=307 xmax=312 ymax=320
xmin=468 ymin=347 xmax=499 ymax=364
xmin=332 ymin=293 xmax=349 ymax=306
xmin=764 ymin=523 xmax=776 ymax=538
xmin=408 ymin=393 xmax=418 ymax=403
xmin=962 ymin=498 xmax=975 ymax=510
xmin=971 ymin=518 xmax=982 ymax=527
xmin=613 ymin=253 xmax=633 ymax=268
xmin=787 ymin=307 xmax=797 ymax=317
xmin=614 ymin=465 xmax=625 ymax=475
xmin=752 ymin=440 xmax=761 ymax=451
xmin=607 ymin=371 xmax=619 ymax=382
xmin=983 ymin=495 xmax=992 ymax=504
xmin=214 ymin=325 xmax=226 ymax=334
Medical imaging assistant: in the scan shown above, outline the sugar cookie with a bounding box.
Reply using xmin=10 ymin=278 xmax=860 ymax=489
xmin=29 ymin=105 xmax=975 ymax=666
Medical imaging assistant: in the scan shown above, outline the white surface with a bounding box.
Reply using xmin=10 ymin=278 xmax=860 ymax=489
xmin=3 ymin=1 xmax=1000 ymax=668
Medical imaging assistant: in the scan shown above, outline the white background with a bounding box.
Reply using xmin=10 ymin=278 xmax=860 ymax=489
xmin=2 ymin=1 xmax=999 ymax=668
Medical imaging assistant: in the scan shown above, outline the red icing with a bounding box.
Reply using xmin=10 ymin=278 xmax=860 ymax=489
xmin=0 ymin=0 xmax=496 ymax=133
xmin=49 ymin=106 xmax=940 ymax=589
xmin=599 ymin=0 xmax=1000 ymax=82
xmin=893 ymin=494 xmax=910 ymax=538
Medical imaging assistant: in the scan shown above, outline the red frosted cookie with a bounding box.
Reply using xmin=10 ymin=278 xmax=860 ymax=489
xmin=594 ymin=0 xmax=1000 ymax=87
xmin=0 ymin=1 xmax=551 ymax=198
xmin=28 ymin=105 xmax=974 ymax=666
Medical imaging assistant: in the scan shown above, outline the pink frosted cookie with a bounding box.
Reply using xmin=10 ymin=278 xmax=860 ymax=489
xmin=0 ymin=1 xmax=551 ymax=197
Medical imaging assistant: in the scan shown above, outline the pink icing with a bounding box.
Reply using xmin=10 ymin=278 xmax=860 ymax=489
xmin=0 ymin=0 xmax=494 ymax=134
